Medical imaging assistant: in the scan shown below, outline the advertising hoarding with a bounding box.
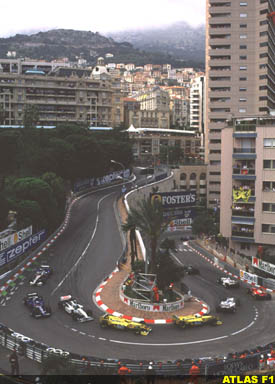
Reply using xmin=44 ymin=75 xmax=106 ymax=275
xmin=150 ymin=191 xmax=196 ymax=209
xmin=0 ymin=226 xmax=32 ymax=252
xmin=0 ymin=229 xmax=46 ymax=267
xmin=252 ymin=256 xmax=275 ymax=277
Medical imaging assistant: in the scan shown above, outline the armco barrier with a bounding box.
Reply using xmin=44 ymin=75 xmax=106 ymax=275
xmin=0 ymin=171 xmax=272 ymax=375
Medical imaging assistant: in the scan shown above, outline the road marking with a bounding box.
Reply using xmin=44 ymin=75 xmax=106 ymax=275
xmin=51 ymin=192 xmax=114 ymax=295
xmin=99 ymin=337 xmax=106 ymax=341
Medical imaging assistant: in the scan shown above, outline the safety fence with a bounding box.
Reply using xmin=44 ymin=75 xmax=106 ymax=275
xmin=3 ymin=321 xmax=274 ymax=375
xmin=0 ymin=170 xmax=274 ymax=376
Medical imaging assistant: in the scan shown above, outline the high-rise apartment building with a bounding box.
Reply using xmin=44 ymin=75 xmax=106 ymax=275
xmin=190 ymin=76 xmax=206 ymax=134
xmin=205 ymin=0 xmax=275 ymax=207
xmin=220 ymin=116 xmax=275 ymax=260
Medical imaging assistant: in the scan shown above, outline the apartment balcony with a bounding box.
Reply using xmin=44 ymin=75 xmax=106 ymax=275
xmin=180 ymin=180 xmax=187 ymax=186
xmin=190 ymin=180 xmax=197 ymax=187
xmin=232 ymin=167 xmax=256 ymax=181
xmin=200 ymin=180 xmax=206 ymax=186
xmin=233 ymin=148 xmax=256 ymax=160
xmin=232 ymin=224 xmax=254 ymax=242
xmin=232 ymin=216 xmax=255 ymax=225
xmin=232 ymin=208 xmax=254 ymax=218
xmin=199 ymin=188 xmax=207 ymax=195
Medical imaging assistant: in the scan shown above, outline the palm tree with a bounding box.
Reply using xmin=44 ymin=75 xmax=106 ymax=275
xmin=122 ymin=197 xmax=169 ymax=274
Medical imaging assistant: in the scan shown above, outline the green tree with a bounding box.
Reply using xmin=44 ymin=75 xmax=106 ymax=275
xmin=0 ymin=193 xmax=10 ymax=230
xmin=156 ymin=252 xmax=184 ymax=291
xmin=15 ymin=199 xmax=46 ymax=231
xmin=12 ymin=177 xmax=59 ymax=231
xmin=192 ymin=211 xmax=218 ymax=237
xmin=122 ymin=197 xmax=169 ymax=273
xmin=0 ymin=104 xmax=5 ymax=124
xmin=0 ymin=132 xmax=18 ymax=190
xmin=23 ymin=104 xmax=39 ymax=129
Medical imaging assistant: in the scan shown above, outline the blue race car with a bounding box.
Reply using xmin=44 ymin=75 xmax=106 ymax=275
xmin=23 ymin=293 xmax=52 ymax=319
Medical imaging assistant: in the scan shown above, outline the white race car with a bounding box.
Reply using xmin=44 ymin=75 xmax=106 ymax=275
xmin=29 ymin=265 xmax=53 ymax=286
xmin=216 ymin=297 xmax=240 ymax=313
xmin=217 ymin=276 xmax=240 ymax=288
xmin=58 ymin=295 xmax=94 ymax=322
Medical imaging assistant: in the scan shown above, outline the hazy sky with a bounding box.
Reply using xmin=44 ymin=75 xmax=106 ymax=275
xmin=0 ymin=0 xmax=205 ymax=38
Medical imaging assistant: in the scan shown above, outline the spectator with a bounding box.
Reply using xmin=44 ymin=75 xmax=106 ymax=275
xmin=146 ymin=362 xmax=155 ymax=384
xmin=9 ymin=347 xmax=19 ymax=375
xmin=118 ymin=365 xmax=131 ymax=384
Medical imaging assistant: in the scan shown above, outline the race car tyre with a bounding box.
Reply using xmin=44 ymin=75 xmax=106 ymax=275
xmin=86 ymin=310 xmax=93 ymax=317
xmin=236 ymin=298 xmax=241 ymax=306
xmin=180 ymin=322 xmax=186 ymax=329
xmin=225 ymin=284 xmax=229 ymax=289
xmin=45 ymin=307 xmax=52 ymax=315
xmin=100 ymin=322 xmax=107 ymax=328
xmin=267 ymin=293 xmax=272 ymax=300
xmin=246 ymin=288 xmax=251 ymax=294
xmin=72 ymin=313 xmax=79 ymax=321
xmin=31 ymin=309 xmax=40 ymax=318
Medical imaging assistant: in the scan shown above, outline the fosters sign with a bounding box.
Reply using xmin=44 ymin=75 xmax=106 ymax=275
xmin=0 ymin=226 xmax=32 ymax=252
xmin=252 ymin=256 xmax=275 ymax=277
xmin=151 ymin=191 xmax=196 ymax=209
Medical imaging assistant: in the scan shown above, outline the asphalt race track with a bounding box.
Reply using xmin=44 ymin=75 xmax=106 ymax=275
xmin=1 ymin=183 xmax=275 ymax=362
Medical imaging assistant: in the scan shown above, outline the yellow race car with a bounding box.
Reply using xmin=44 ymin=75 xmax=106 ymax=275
xmin=99 ymin=314 xmax=152 ymax=336
xmin=172 ymin=314 xmax=222 ymax=328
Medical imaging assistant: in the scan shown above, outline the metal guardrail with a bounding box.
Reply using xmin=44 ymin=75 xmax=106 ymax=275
xmin=0 ymin=173 xmax=273 ymax=375
xmin=0 ymin=323 xmax=265 ymax=375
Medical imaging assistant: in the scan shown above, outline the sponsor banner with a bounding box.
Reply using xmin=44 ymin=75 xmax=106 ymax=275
xmin=206 ymin=355 xmax=259 ymax=375
xmin=120 ymin=291 xmax=184 ymax=312
xmin=240 ymin=270 xmax=258 ymax=284
xmin=151 ymin=191 xmax=196 ymax=209
xmin=74 ymin=169 xmax=131 ymax=192
xmin=0 ymin=226 xmax=32 ymax=252
xmin=0 ymin=229 xmax=46 ymax=267
xmin=252 ymin=256 xmax=275 ymax=277
xmin=169 ymin=208 xmax=195 ymax=226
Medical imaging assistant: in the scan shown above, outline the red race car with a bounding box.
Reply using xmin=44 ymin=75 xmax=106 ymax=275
xmin=247 ymin=287 xmax=272 ymax=300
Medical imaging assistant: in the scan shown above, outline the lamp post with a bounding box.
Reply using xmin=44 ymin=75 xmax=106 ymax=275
xmin=111 ymin=159 xmax=126 ymax=178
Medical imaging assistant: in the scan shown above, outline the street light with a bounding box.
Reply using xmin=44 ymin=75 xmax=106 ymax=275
xmin=111 ymin=159 xmax=125 ymax=172
xmin=111 ymin=159 xmax=127 ymax=181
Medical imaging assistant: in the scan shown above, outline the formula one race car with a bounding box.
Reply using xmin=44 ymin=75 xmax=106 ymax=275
xmin=246 ymin=287 xmax=272 ymax=300
xmin=217 ymin=276 xmax=240 ymax=288
xmin=99 ymin=314 xmax=152 ymax=336
xmin=216 ymin=297 xmax=240 ymax=313
xmin=58 ymin=295 xmax=94 ymax=322
xmin=23 ymin=293 xmax=52 ymax=319
xmin=29 ymin=265 xmax=53 ymax=286
xmin=183 ymin=265 xmax=200 ymax=275
xmin=172 ymin=314 xmax=222 ymax=328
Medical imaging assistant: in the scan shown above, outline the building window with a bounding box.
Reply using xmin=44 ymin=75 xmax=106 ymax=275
xmin=240 ymin=13 xmax=247 ymax=17
xmin=264 ymin=139 xmax=275 ymax=148
xmin=263 ymin=160 xmax=275 ymax=169
xmin=239 ymin=108 xmax=246 ymax=113
xmin=240 ymin=2 xmax=247 ymax=5
xmin=239 ymin=98 xmax=247 ymax=102
xmin=262 ymin=224 xmax=275 ymax=233
xmin=240 ymin=55 xmax=247 ymax=60
xmin=240 ymin=24 xmax=247 ymax=28
xmin=239 ymin=88 xmax=247 ymax=91
xmin=240 ymin=45 xmax=247 ymax=49
xmin=262 ymin=203 xmax=275 ymax=213
xmin=240 ymin=35 xmax=247 ymax=39
xmin=239 ymin=77 xmax=247 ymax=81
xmin=240 ymin=66 xmax=247 ymax=70
xmin=263 ymin=181 xmax=275 ymax=191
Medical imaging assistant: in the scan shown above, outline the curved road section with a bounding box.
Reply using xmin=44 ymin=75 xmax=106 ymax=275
xmin=0 ymin=184 xmax=274 ymax=361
